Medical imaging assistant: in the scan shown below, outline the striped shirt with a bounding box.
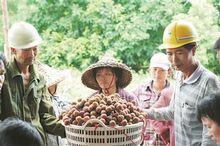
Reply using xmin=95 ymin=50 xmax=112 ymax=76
xmin=146 ymin=62 xmax=220 ymax=146
xmin=133 ymin=80 xmax=174 ymax=146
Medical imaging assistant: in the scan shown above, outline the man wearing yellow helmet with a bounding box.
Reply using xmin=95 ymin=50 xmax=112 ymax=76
xmin=0 ymin=22 xmax=66 ymax=146
xmin=145 ymin=20 xmax=220 ymax=146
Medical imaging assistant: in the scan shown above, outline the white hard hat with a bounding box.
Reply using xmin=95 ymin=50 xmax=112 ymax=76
xmin=8 ymin=22 xmax=42 ymax=49
xmin=150 ymin=52 xmax=170 ymax=70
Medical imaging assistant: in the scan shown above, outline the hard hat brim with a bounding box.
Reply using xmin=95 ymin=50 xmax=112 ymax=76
xmin=9 ymin=38 xmax=42 ymax=49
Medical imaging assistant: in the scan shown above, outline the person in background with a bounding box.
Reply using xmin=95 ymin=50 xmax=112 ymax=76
xmin=0 ymin=21 xmax=65 ymax=146
xmin=0 ymin=52 xmax=6 ymax=91
xmin=133 ymin=52 xmax=174 ymax=146
xmin=145 ymin=20 xmax=220 ymax=146
xmin=0 ymin=52 xmax=6 ymax=119
xmin=81 ymin=54 xmax=136 ymax=101
xmin=36 ymin=61 xmax=70 ymax=146
xmin=214 ymin=38 xmax=220 ymax=60
xmin=0 ymin=117 xmax=43 ymax=146
xmin=197 ymin=91 xmax=220 ymax=146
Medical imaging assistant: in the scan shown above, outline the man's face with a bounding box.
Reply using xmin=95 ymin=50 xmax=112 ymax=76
xmin=13 ymin=46 xmax=38 ymax=66
xmin=202 ymin=117 xmax=220 ymax=145
xmin=166 ymin=46 xmax=195 ymax=72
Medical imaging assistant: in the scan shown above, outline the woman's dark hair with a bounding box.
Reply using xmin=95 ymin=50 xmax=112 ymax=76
xmin=0 ymin=117 xmax=43 ymax=146
xmin=197 ymin=91 xmax=220 ymax=125
xmin=93 ymin=67 xmax=122 ymax=88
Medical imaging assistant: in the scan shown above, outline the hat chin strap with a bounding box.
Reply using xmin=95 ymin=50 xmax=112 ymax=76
xmin=102 ymin=74 xmax=115 ymax=95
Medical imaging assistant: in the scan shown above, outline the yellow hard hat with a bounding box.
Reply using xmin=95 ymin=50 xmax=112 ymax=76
xmin=8 ymin=22 xmax=42 ymax=49
xmin=160 ymin=20 xmax=198 ymax=49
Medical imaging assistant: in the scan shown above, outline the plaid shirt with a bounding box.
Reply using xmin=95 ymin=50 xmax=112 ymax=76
xmin=133 ymin=80 xmax=174 ymax=146
xmin=147 ymin=62 xmax=220 ymax=146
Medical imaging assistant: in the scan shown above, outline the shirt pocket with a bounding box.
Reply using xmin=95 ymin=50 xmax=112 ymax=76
xmin=29 ymin=89 xmax=42 ymax=118
xmin=181 ymin=102 xmax=197 ymax=127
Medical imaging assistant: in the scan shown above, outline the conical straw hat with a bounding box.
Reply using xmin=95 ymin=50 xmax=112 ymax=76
xmin=81 ymin=55 xmax=132 ymax=90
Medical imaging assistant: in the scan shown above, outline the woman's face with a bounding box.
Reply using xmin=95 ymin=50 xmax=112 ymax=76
xmin=95 ymin=67 xmax=117 ymax=89
xmin=150 ymin=67 xmax=168 ymax=82
xmin=202 ymin=117 xmax=220 ymax=145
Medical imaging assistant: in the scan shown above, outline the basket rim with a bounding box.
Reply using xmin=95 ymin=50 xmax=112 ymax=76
xmin=63 ymin=120 xmax=144 ymax=130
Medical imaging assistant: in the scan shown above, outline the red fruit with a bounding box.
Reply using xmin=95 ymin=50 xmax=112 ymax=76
xmin=109 ymin=120 xmax=116 ymax=127
xmin=92 ymin=101 xmax=99 ymax=108
xmin=117 ymin=115 xmax=124 ymax=122
xmin=96 ymin=106 xmax=102 ymax=113
xmin=83 ymin=116 xmax=90 ymax=123
xmin=83 ymin=106 xmax=89 ymax=112
xmin=100 ymin=118 xmax=106 ymax=124
xmin=79 ymin=110 xmax=85 ymax=116
xmin=75 ymin=116 xmax=83 ymax=123
xmin=83 ymin=112 xmax=90 ymax=117
xmin=63 ymin=119 xmax=71 ymax=125
xmin=73 ymin=110 xmax=80 ymax=117
xmin=72 ymin=120 xmax=78 ymax=125
xmin=121 ymin=119 xmax=128 ymax=126
xmin=90 ymin=115 xmax=96 ymax=119
xmin=133 ymin=117 xmax=140 ymax=124
xmin=118 ymin=104 xmax=124 ymax=111
xmin=101 ymin=114 xmax=107 ymax=120
xmin=130 ymin=113 xmax=136 ymax=118
xmin=90 ymin=111 xmax=97 ymax=116
xmin=101 ymin=110 xmax=106 ymax=114
xmin=106 ymin=106 xmax=112 ymax=113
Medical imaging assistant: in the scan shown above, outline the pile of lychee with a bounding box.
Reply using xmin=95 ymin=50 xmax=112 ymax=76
xmin=60 ymin=93 xmax=146 ymax=127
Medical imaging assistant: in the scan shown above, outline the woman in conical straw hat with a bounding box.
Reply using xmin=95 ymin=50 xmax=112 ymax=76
xmin=81 ymin=54 xmax=137 ymax=101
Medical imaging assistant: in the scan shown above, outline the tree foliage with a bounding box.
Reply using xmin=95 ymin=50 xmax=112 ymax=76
xmin=1 ymin=0 xmax=220 ymax=74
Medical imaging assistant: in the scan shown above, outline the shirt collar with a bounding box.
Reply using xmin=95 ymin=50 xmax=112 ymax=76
xmin=145 ymin=79 xmax=170 ymax=92
xmin=8 ymin=59 xmax=40 ymax=82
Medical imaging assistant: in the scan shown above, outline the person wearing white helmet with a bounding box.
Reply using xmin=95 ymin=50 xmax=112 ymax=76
xmin=0 ymin=22 xmax=65 ymax=146
xmin=145 ymin=20 xmax=220 ymax=146
xmin=133 ymin=52 xmax=174 ymax=146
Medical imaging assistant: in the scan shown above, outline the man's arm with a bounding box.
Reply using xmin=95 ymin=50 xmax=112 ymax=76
xmin=145 ymin=94 xmax=174 ymax=121
xmin=39 ymin=83 xmax=66 ymax=138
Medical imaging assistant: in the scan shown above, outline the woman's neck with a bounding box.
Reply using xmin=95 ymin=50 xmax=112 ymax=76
xmin=152 ymin=80 xmax=166 ymax=93
xmin=102 ymin=85 xmax=117 ymax=96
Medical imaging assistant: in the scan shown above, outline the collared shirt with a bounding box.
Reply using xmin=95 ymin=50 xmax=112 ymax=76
xmin=147 ymin=62 xmax=220 ymax=146
xmin=0 ymin=60 xmax=65 ymax=146
xmin=133 ymin=79 xmax=174 ymax=146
